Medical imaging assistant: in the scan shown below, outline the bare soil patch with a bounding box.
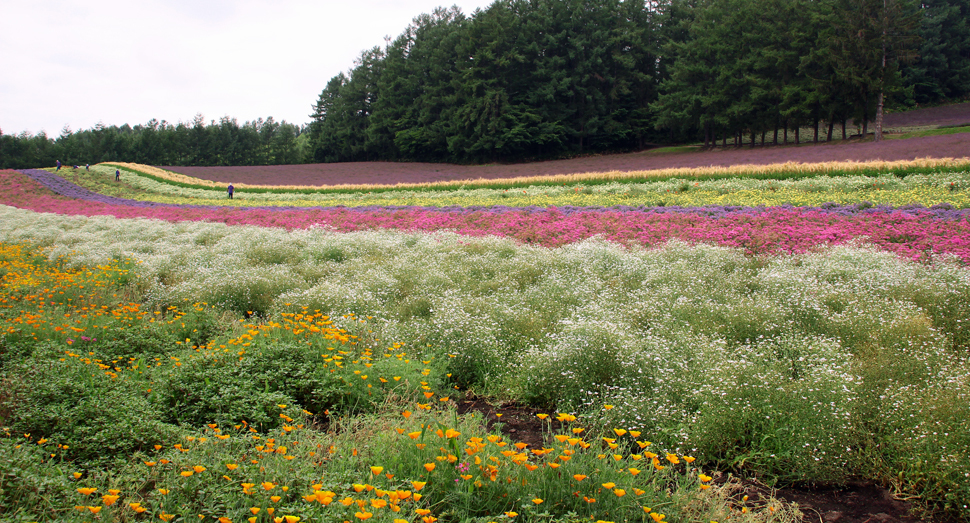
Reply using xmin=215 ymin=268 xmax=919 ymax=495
xmin=882 ymin=101 xmax=970 ymax=129
xmin=162 ymin=133 xmax=970 ymax=187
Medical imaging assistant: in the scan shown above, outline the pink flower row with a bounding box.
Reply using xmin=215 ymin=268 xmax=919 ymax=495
xmin=3 ymin=170 xmax=970 ymax=263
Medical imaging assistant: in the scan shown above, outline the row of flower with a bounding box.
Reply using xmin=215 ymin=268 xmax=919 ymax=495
xmin=4 ymin=169 xmax=970 ymax=262
xmin=61 ymin=164 xmax=970 ymax=209
xmin=106 ymin=158 xmax=970 ymax=192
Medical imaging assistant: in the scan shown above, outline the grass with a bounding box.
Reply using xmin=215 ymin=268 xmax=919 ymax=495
xmin=889 ymin=125 xmax=970 ymax=140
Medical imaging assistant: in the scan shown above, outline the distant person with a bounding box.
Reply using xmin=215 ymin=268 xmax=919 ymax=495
xmin=115 ymin=169 xmax=120 ymax=181
xmin=227 ymin=184 xmax=234 ymax=199
xmin=72 ymin=165 xmax=78 ymax=170
xmin=56 ymin=160 xmax=61 ymax=171
xmin=85 ymin=164 xmax=89 ymax=171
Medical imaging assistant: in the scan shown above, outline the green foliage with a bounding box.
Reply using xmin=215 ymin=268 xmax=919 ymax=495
xmin=0 ymin=352 xmax=184 ymax=468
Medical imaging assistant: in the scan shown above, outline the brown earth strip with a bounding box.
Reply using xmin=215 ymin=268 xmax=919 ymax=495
xmin=162 ymin=133 xmax=970 ymax=187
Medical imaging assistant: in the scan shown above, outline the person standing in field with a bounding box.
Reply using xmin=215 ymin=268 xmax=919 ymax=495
xmin=56 ymin=160 xmax=61 ymax=171
xmin=228 ymin=184 xmax=234 ymax=199
xmin=115 ymin=169 xmax=120 ymax=181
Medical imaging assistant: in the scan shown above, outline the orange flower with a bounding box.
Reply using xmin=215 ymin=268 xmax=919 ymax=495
xmin=355 ymin=511 xmax=373 ymax=520
xmin=226 ymin=463 xmax=238 ymax=470
xmin=370 ymin=466 xmax=384 ymax=475
xmin=102 ymin=494 xmax=119 ymax=505
xmin=87 ymin=506 xmax=102 ymax=514
xmin=573 ymin=474 xmax=587 ymax=481
xmin=193 ymin=465 xmax=206 ymax=473
xmin=77 ymin=487 xmax=97 ymax=495
xmin=423 ymin=463 xmax=435 ymax=472
xmin=160 ymin=514 xmax=175 ymax=522
xmin=411 ymin=481 xmax=426 ymax=491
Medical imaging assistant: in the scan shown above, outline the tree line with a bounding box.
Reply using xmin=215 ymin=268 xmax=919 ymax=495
xmin=309 ymin=0 xmax=970 ymax=163
xmin=0 ymin=115 xmax=307 ymax=170
xmin=2 ymin=0 xmax=968 ymax=170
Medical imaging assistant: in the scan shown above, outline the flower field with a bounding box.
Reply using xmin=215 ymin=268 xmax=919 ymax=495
xmin=1 ymin=160 xmax=969 ymax=522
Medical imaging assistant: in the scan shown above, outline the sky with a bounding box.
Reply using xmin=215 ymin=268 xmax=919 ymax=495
xmin=0 ymin=0 xmax=496 ymax=137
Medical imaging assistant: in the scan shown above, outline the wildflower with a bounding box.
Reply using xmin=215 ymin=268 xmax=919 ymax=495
xmin=226 ymin=463 xmax=238 ymax=470
xmin=504 ymin=511 xmax=518 ymax=518
xmin=370 ymin=466 xmax=384 ymax=475
xmin=271 ymin=496 xmax=282 ymax=502
xmin=573 ymin=474 xmax=587 ymax=481
xmin=423 ymin=463 xmax=435 ymax=472
xmin=262 ymin=481 xmax=276 ymax=490
xmin=411 ymin=481 xmax=426 ymax=491
xmin=77 ymin=487 xmax=97 ymax=495
xmin=102 ymin=494 xmax=119 ymax=505
xmin=613 ymin=488 xmax=626 ymax=497
xmin=532 ymin=498 xmax=543 ymax=504
xmin=160 ymin=514 xmax=176 ymax=522
xmin=72 ymin=472 xmax=82 ymax=479
xmin=613 ymin=429 xmax=627 ymax=436
xmin=651 ymin=513 xmax=666 ymax=522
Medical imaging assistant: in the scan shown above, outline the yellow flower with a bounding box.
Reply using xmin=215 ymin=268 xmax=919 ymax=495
xmin=181 ymin=470 xmax=194 ymax=477
xmin=411 ymin=481 xmax=426 ymax=491
xmin=370 ymin=466 xmax=384 ymax=475
xmin=666 ymin=453 xmax=680 ymax=464
xmin=250 ymin=508 xmax=261 ymax=515
xmin=355 ymin=511 xmax=373 ymax=520
xmin=77 ymin=487 xmax=97 ymax=495
xmin=613 ymin=488 xmax=626 ymax=497
xmin=271 ymin=496 xmax=282 ymax=503
xmin=613 ymin=428 xmax=627 ymax=436
xmin=284 ymin=517 xmax=301 ymax=523
xmin=416 ymin=509 xmax=432 ymax=516
xmin=651 ymin=513 xmax=666 ymax=522
xmin=532 ymin=498 xmax=543 ymax=504
xmin=102 ymin=494 xmax=119 ymax=505
xmin=160 ymin=514 xmax=175 ymax=522
xmin=423 ymin=463 xmax=435 ymax=472
xmin=601 ymin=482 xmax=616 ymax=489
xmin=505 ymin=511 xmax=518 ymax=518
xmin=193 ymin=465 xmax=206 ymax=473
xmin=262 ymin=481 xmax=276 ymax=490
xmin=573 ymin=474 xmax=587 ymax=481
xmin=87 ymin=506 xmax=102 ymax=514
xmin=629 ymin=467 xmax=641 ymax=476
xmin=603 ymin=405 xmax=614 ymax=410
xmin=226 ymin=463 xmax=238 ymax=470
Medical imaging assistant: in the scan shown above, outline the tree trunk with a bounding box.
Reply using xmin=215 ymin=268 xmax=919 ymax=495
xmin=875 ymin=90 xmax=885 ymax=142
xmin=784 ymin=120 xmax=788 ymax=144
xmin=827 ymin=119 xmax=835 ymax=141
xmin=795 ymin=126 xmax=800 ymax=145
xmin=750 ymin=131 xmax=756 ymax=148
xmin=841 ymin=119 xmax=846 ymax=140
xmin=761 ymin=130 xmax=766 ymax=146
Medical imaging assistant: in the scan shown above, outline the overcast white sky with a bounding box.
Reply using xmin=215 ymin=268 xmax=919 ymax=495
xmin=0 ymin=0 xmax=495 ymax=137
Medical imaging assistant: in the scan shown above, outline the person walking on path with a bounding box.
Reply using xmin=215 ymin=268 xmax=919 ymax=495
xmin=56 ymin=160 xmax=61 ymax=171
xmin=227 ymin=184 xmax=234 ymax=199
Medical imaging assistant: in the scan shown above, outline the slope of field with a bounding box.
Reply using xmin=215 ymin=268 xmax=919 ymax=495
xmin=163 ymin=132 xmax=970 ymax=187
